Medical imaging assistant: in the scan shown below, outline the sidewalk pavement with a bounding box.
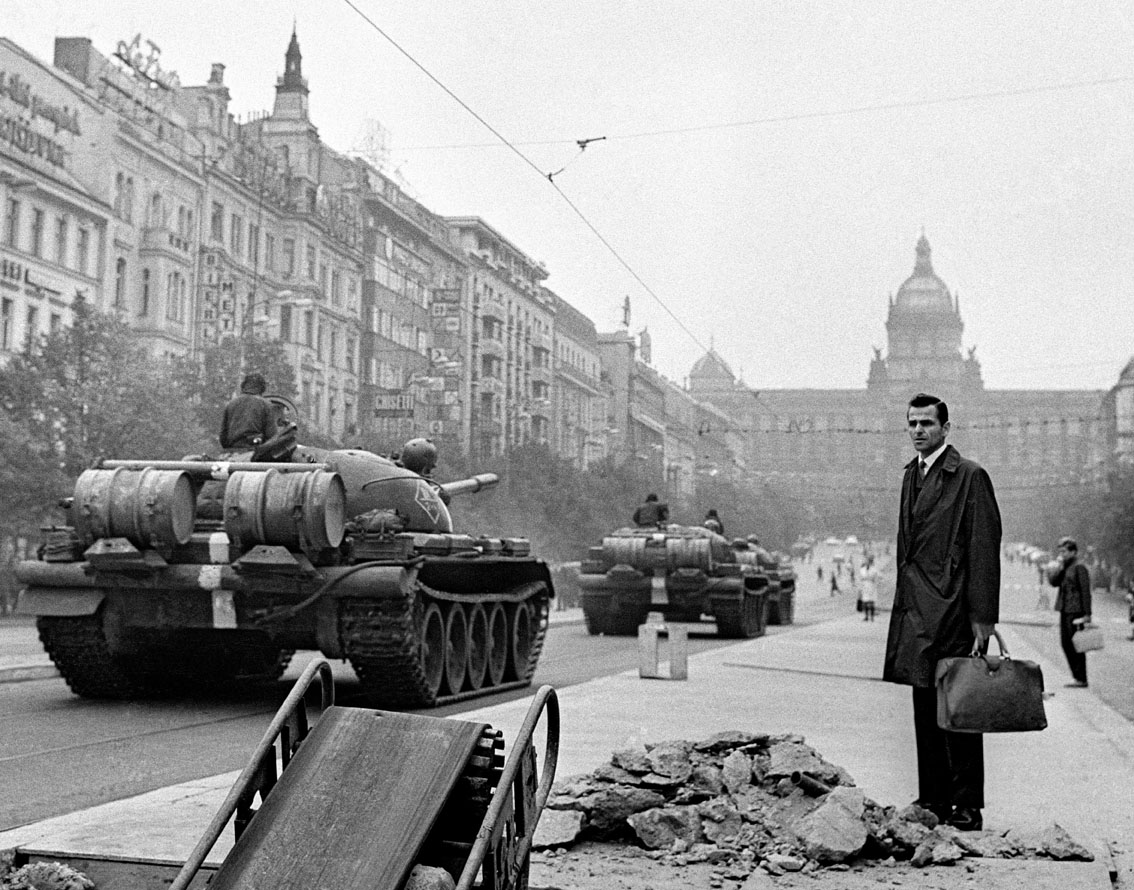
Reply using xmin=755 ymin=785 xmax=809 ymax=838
xmin=1 ymin=601 xmax=1127 ymax=888
xmin=0 ymin=619 xmax=57 ymax=683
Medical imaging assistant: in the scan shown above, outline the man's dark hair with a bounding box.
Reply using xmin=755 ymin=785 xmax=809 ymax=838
xmin=241 ymin=372 xmax=267 ymax=395
xmin=1058 ymin=536 xmax=1078 ymax=553
xmin=907 ymin=392 xmax=949 ymax=425
xmin=645 ymin=493 xmax=658 ymax=502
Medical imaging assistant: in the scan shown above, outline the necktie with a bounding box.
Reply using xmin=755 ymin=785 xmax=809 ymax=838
xmin=919 ymin=459 xmax=928 ymax=479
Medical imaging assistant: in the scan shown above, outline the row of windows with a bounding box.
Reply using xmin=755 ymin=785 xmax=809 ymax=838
xmin=298 ymin=379 xmax=355 ymax=435
xmin=4 ymin=198 xmax=94 ymax=275
xmin=110 ymin=257 xmax=187 ymax=324
xmin=146 ymin=191 xmax=194 ymax=237
xmin=278 ymin=305 xmax=357 ymax=373
xmin=557 ymin=340 xmax=600 ymax=379
xmin=0 ymin=297 xmax=62 ymax=351
xmin=210 ymin=201 xmax=357 ymax=307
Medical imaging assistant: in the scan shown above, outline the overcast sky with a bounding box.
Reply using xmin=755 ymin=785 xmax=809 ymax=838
xmin=7 ymin=1 xmax=1134 ymax=393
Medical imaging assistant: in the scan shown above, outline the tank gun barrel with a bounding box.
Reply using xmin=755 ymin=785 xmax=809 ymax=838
xmin=101 ymin=459 xmax=332 ymax=478
xmin=440 ymin=473 xmax=499 ymax=498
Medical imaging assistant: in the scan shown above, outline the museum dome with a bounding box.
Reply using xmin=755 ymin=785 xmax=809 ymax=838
xmin=690 ymin=349 xmax=735 ymax=383
xmin=894 ymin=234 xmax=953 ymax=312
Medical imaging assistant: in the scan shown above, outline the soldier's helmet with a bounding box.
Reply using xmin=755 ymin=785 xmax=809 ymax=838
xmin=400 ymin=437 xmax=438 ymax=475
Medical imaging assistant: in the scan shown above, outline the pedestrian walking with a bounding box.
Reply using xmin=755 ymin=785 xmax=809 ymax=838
xmin=1047 ymin=537 xmax=1092 ymax=687
xmin=817 ymin=565 xmax=823 ymax=581
xmin=883 ymin=393 xmax=1002 ymax=832
xmin=830 ymin=572 xmax=840 ymax=596
xmin=859 ymin=561 xmax=878 ymax=621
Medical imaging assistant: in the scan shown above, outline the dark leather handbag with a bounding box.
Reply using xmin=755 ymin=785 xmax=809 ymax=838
xmin=935 ymin=637 xmax=1047 ymax=733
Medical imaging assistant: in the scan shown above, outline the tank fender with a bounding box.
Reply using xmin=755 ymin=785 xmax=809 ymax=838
xmin=14 ymin=560 xmax=99 ymax=587
xmin=324 ymin=564 xmax=419 ymax=599
xmin=17 ymin=587 xmax=105 ymax=616
xmin=576 ymin=572 xmax=648 ymax=592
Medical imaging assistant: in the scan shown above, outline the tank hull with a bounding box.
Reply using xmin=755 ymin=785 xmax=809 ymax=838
xmin=18 ymin=553 xmax=551 ymax=707
xmin=16 ymin=450 xmax=550 ymax=708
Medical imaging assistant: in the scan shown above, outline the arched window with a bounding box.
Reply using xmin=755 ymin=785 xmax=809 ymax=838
xmin=149 ymin=193 xmax=162 ymax=227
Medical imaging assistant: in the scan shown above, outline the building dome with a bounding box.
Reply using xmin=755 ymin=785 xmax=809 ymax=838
xmin=690 ymin=349 xmax=735 ymax=383
xmin=894 ymin=234 xmax=953 ymax=312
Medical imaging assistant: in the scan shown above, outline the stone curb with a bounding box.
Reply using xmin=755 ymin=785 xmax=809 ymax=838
xmin=0 ymin=664 xmax=58 ymax=683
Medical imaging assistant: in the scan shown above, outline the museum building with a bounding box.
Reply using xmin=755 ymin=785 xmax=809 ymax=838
xmin=688 ymin=235 xmax=1105 ymax=537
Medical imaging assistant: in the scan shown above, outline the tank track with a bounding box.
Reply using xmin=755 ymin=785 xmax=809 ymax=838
xmin=38 ymin=613 xmax=295 ymax=699
xmin=37 ymin=613 xmax=160 ymax=699
xmin=713 ymin=591 xmax=768 ymax=639
xmin=341 ymin=582 xmax=550 ymax=709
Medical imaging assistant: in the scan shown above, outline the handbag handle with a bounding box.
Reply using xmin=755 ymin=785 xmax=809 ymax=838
xmin=970 ymin=628 xmax=1009 ymax=660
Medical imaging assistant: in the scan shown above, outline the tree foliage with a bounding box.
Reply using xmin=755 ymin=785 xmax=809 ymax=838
xmin=441 ymin=444 xmax=806 ymax=563
xmin=0 ymin=298 xmax=210 ymax=528
xmin=170 ymin=334 xmax=298 ymax=450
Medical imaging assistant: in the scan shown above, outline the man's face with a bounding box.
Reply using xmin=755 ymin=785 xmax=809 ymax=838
xmin=1057 ymin=543 xmax=1074 ymax=563
xmin=907 ymin=404 xmax=949 ymax=455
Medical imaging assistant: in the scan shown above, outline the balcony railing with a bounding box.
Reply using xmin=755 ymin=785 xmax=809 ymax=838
xmin=480 ymin=295 xmax=506 ymax=321
xmin=530 ymin=398 xmax=553 ymax=418
xmin=478 ymin=336 xmax=506 ymax=359
xmin=531 ymin=331 xmax=552 ymax=352
xmin=141 ymin=226 xmax=192 ymax=256
xmin=476 ymin=376 xmax=505 ymax=397
xmin=554 ymin=359 xmax=601 ymax=392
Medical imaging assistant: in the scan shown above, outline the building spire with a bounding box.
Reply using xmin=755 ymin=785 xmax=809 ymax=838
xmin=914 ymin=231 xmax=933 ymax=275
xmin=282 ymin=27 xmax=306 ymax=91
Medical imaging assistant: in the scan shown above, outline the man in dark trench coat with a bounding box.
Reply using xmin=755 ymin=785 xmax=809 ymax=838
xmin=883 ymin=393 xmax=1002 ymax=832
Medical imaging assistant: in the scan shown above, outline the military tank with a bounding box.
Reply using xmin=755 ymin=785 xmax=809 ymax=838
xmin=732 ymin=537 xmax=797 ymax=625
xmin=15 ymin=438 xmax=552 ymax=708
xmin=577 ymin=525 xmax=769 ymax=638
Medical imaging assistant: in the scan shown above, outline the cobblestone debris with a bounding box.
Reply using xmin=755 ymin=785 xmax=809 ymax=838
xmin=0 ymin=861 xmax=95 ymax=890
xmin=533 ymin=728 xmax=1096 ymax=880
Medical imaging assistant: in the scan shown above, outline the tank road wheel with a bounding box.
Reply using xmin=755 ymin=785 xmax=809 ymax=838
xmin=506 ymin=602 xmax=534 ymax=681
xmin=443 ymin=603 xmax=469 ymax=695
xmin=465 ymin=604 xmax=490 ymax=691
xmin=420 ymin=603 xmax=446 ymax=701
xmin=485 ymin=603 xmax=508 ymax=686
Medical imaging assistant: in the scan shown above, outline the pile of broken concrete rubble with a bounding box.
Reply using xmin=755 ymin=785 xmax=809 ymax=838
xmin=534 ymin=730 xmax=1094 ymax=877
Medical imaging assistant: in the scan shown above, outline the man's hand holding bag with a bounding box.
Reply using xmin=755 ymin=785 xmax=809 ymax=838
xmin=935 ymin=631 xmax=1047 ymax=733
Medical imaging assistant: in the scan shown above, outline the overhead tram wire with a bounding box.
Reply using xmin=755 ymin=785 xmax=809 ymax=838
xmin=338 ymin=0 xmax=712 ymax=358
xmin=398 ymin=73 xmax=1134 ymax=151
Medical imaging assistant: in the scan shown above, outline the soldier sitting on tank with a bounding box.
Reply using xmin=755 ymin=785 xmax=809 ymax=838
xmin=747 ymin=534 xmax=776 ymax=568
xmin=704 ymin=508 xmax=725 ymax=536
xmin=220 ymin=373 xmax=277 ymax=455
xmin=399 ymin=437 xmax=451 ymax=505
xmin=633 ymin=493 xmax=669 ymax=528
